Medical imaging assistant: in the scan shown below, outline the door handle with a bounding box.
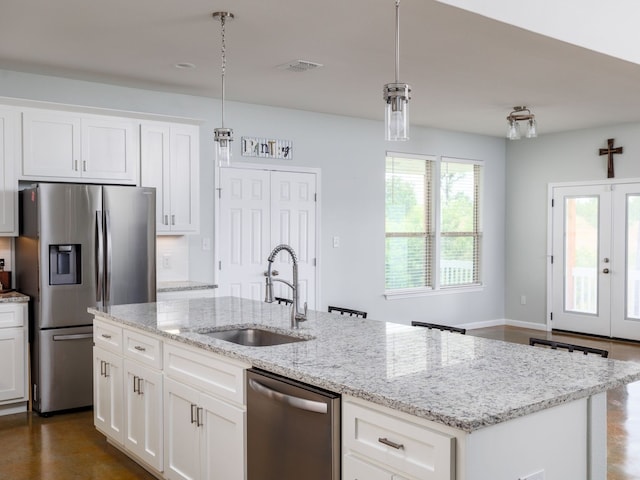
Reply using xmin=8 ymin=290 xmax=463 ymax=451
xmin=53 ymin=333 xmax=93 ymax=341
xmin=248 ymin=379 xmax=328 ymax=414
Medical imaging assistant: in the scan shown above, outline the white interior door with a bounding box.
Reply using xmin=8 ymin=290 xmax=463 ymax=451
xmin=551 ymin=182 xmax=640 ymax=340
xmin=218 ymin=167 xmax=317 ymax=308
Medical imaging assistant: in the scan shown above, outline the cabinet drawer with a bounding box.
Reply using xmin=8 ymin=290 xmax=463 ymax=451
xmin=164 ymin=342 xmax=247 ymax=406
xmin=123 ymin=329 xmax=162 ymax=369
xmin=343 ymin=401 xmax=455 ymax=480
xmin=343 ymin=453 xmax=403 ymax=480
xmin=0 ymin=305 xmax=26 ymax=328
xmin=93 ymin=319 xmax=122 ymax=354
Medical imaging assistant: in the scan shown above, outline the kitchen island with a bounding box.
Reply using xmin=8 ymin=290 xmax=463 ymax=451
xmin=90 ymin=296 xmax=640 ymax=480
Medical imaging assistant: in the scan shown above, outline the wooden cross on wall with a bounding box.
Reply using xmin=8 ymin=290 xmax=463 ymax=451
xmin=598 ymin=138 xmax=623 ymax=178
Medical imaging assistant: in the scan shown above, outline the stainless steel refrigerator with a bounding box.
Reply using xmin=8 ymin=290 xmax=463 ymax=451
xmin=16 ymin=183 xmax=156 ymax=415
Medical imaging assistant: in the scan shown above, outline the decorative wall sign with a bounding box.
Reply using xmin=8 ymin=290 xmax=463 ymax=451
xmin=241 ymin=137 xmax=293 ymax=160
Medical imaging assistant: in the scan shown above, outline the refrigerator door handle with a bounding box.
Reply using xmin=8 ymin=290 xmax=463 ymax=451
xmin=105 ymin=210 xmax=112 ymax=304
xmin=53 ymin=333 xmax=94 ymax=341
xmin=96 ymin=210 xmax=104 ymax=303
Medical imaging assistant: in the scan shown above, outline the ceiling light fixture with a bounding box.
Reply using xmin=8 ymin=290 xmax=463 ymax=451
xmin=213 ymin=11 xmax=234 ymax=167
xmin=506 ymin=106 xmax=537 ymax=140
xmin=383 ymin=0 xmax=411 ymax=141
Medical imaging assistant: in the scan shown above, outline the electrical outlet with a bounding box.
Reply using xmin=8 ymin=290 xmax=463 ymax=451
xmin=520 ymin=295 xmax=527 ymax=305
xmin=162 ymin=254 xmax=171 ymax=269
xmin=333 ymin=236 xmax=340 ymax=248
xmin=0 ymin=258 xmax=4 ymax=270
xmin=519 ymin=470 xmax=544 ymax=480
xmin=202 ymin=237 xmax=211 ymax=251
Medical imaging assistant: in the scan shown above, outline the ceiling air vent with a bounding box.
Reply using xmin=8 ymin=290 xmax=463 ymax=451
xmin=277 ymin=60 xmax=323 ymax=73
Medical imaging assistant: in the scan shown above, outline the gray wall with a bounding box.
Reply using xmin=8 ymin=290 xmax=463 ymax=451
xmin=0 ymin=69 xmax=506 ymax=325
xmin=505 ymin=123 xmax=640 ymax=326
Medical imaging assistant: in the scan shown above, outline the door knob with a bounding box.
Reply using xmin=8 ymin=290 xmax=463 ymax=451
xmin=603 ymin=268 xmax=610 ymax=274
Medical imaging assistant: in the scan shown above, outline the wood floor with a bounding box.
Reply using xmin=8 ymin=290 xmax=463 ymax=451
xmin=0 ymin=325 xmax=638 ymax=479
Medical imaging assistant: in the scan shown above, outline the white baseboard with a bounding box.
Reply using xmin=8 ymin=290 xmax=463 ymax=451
xmin=461 ymin=318 xmax=549 ymax=331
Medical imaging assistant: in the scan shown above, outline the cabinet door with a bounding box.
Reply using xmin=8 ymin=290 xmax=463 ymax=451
xmin=0 ymin=108 xmax=18 ymax=235
xmin=0 ymin=327 xmax=25 ymax=403
xmin=169 ymin=124 xmax=199 ymax=233
xmin=93 ymin=347 xmax=124 ymax=444
xmin=22 ymin=109 xmax=82 ymax=179
xmin=141 ymin=123 xmax=171 ymax=233
xmin=164 ymin=377 xmax=201 ymax=480
xmin=200 ymin=391 xmax=245 ymax=480
xmin=343 ymin=454 xmax=395 ymax=480
xmin=81 ymin=116 xmax=137 ymax=184
xmin=124 ymin=359 xmax=163 ymax=472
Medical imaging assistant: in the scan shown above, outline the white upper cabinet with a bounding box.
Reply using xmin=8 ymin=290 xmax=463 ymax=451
xmin=0 ymin=108 xmax=19 ymax=236
xmin=22 ymin=108 xmax=138 ymax=184
xmin=141 ymin=121 xmax=200 ymax=234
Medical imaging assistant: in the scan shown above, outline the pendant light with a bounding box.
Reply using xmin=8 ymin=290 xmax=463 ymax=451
xmin=383 ymin=0 xmax=411 ymax=141
xmin=506 ymin=106 xmax=537 ymax=140
xmin=213 ymin=11 xmax=234 ymax=166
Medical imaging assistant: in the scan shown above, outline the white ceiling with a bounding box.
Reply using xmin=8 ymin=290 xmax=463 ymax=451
xmin=2 ymin=0 xmax=640 ymax=138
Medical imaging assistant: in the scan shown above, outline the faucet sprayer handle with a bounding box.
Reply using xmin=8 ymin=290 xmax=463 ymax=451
xmin=264 ymin=277 xmax=274 ymax=303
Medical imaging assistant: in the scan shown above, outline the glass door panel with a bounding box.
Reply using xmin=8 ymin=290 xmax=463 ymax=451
xmin=563 ymin=196 xmax=599 ymax=315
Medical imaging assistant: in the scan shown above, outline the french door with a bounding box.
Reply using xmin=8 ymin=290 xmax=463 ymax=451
xmin=217 ymin=167 xmax=317 ymax=309
xmin=551 ymin=182 xmax=640 ymax=340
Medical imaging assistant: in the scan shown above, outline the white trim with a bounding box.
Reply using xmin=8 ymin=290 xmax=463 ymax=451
xmin=441 ymin=156 xmax=485 ymax=166
xmin=384 ymin=285 xmax=484 ymax=300
xmin=386 ymin=151 xmax=436 ymax=161
xmin=459 ymin=318 xmax=549 ymax=331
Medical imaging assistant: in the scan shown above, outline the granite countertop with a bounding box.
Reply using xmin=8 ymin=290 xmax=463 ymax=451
xmin=0 ymin=291 xmax=29 ymax=303
xmin=89 ymin=296 xmax=640 ymax=433
xmin=157 ymin=281 xmax=217 ymax=292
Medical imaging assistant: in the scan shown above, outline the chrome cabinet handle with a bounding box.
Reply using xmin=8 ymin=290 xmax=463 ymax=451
xmin=83 ymin=160 xmax=87 ymax=172
xmin=171 ymin=214 xmax=176 ymax=226
xmin=196 ymin=407 xmax=203 ymax=427
xmin=163 ymin=214 xmax=168 ymax=225
xmin=137 ymin=377 xmax=144 ymax=395
xmin=100 ymin=360 xmax=106 ymax=377
xmin=101 ymin=333 xmax=111 ymax=339
xmin=133 ymin=375 xmax=138 ymax=393
xmin=378 ymin=437 xmax=404 ymax=450
xmin=134 ymin=345 xmax=146 ymax=352
xmin=74 ymin=159 xmax=79 ymax=171
xmin=190 ymin=404 xmax=197 ymax=424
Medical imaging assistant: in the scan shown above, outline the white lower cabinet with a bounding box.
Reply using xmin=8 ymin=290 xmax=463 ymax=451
xmin=163 ymin=342 xmax=247 ymax=480
xmin=93 ymin=346 xmax=124 ymax=444
xmin=343 ymin=398 xmax=455 ymax=480
xmin=0 ymin=302 xmax=28 ymax=411
xmin=164 ymin=377 xmax=245 ymax=480
xmin=93 ymin=316 xmax=247 ymax=480
xmin=344 ymin=453 xmax=409 ymax=480
xmin=124 ymin=358 xmax=163 ymax=471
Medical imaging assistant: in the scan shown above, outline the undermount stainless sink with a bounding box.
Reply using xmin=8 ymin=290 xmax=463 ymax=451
xmin=201 ymin=327 xmax=308 ymax=347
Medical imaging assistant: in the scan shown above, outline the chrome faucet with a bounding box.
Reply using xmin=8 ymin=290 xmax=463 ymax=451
xmin=265 ymin=244 xmax=307 ymax=328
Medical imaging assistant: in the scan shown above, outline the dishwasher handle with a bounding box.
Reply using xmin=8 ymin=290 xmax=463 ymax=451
xmin=249 ymin=378 xmax=328 ymax=414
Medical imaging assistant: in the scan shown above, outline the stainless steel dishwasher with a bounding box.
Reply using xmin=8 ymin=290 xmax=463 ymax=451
xmin=246 ymin=368 xmax=341 ymax=480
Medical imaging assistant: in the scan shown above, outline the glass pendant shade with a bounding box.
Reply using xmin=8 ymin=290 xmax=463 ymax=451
xmin=507 ymin=120 xmax=521 ymax=140
xmin=526 ymin=118 xmax=538 ymax=138
xmin=384 ymin=83 xmax=411 ymax=141
xmin=215 ymin=127 xmax=233 ymax=167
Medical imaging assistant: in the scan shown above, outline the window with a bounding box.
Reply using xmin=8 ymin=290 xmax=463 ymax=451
xmin=385 ymin=153 xmax=482 ymax=296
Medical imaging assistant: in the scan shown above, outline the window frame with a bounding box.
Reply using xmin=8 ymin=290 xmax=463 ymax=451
xmin=384 ymin=152 xmax=484 ymax=299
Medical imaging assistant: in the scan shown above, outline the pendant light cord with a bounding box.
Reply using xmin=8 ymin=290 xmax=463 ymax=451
xmin=220 ymin=14 xmax=227 ymax=128
xmin=395 ymin=0 xmax=400 ymax=83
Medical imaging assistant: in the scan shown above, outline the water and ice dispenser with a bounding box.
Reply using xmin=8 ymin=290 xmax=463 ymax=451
xmin=49 ymin=245 xmax=81 ymax=285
